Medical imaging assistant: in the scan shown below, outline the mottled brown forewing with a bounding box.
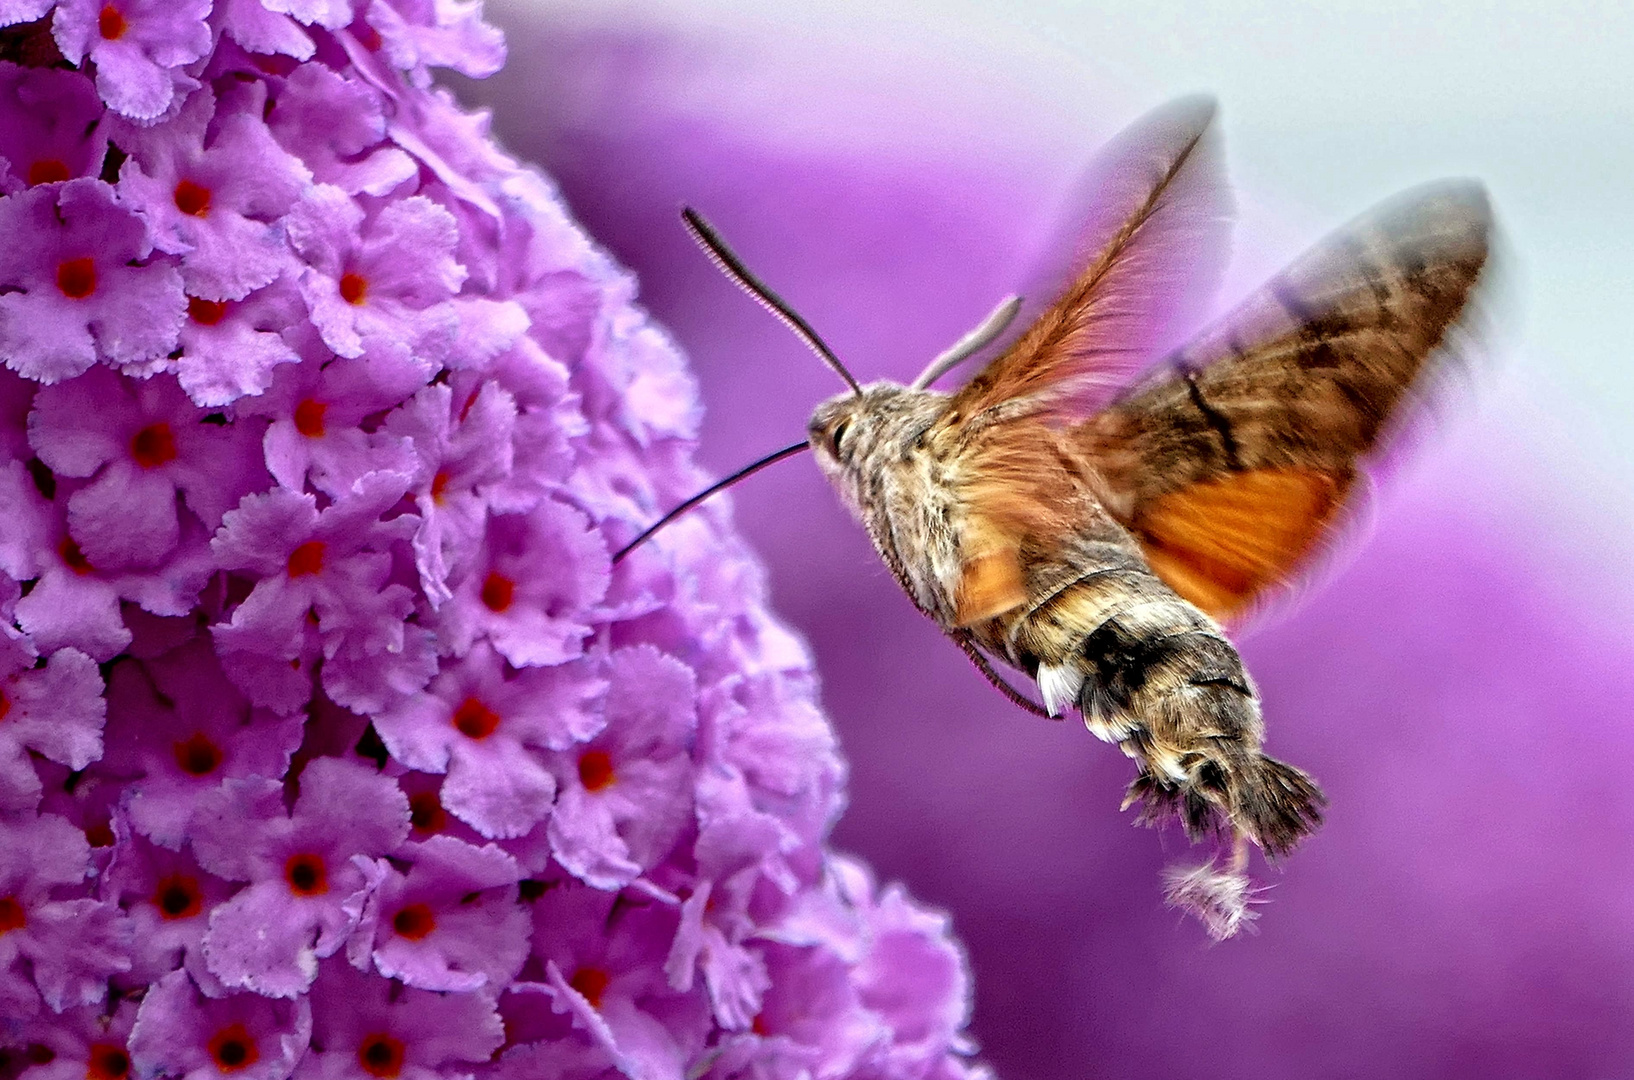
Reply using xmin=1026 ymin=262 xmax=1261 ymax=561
xmin=1075 ymin=180 xmax=1491 ymax=618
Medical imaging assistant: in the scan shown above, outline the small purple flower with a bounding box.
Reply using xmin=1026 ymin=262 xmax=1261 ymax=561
xmin=852 ymin=884 xmax=975 ymax=1077
xmin=0 ymin=61 xmax=107 ymax=194
xmin=129 ymin=970 xmax=312 ymax=1080
xmin=375 ymin=644 xmax=605 ymax=839
xmin=484 ymin=339 xmax=585 ymax=505
xmin=29 ymin=366 xmax=268 ymax=570
xmin=545 ymin=646 xmax=697 ymax=890
xmin=527 ymin=880 xmax=712 ymax=1080
xmin=385 ymin=380 xmax=517 ymax=606
xmin=437 ymin=500 xmax=611 ymax=668
xmin=0 ymin=179 xmax=185 ymax=383
xmin=665 ymin=877 xmax=769 ymax=1033
xmin=7 ymin=999 xmax=138 ymax=1080
xmin=298 ymin=957 xmax=503 ymax=1080
xmin=9 ymin=480 xmax=216 ymax=663
xmin=348 ymin=834 xmax=527 ymax=992
xmin=175 ymin=279 xmax=304 ymax=407
xmin=249 ymin=354 xmax=419 ymax=501
xmin=209 ymin=474 xmax=434 ymax=714
xmin=286 ymin=185 xmax=465 ymax=363
xmin=0 ymin=641 xmax=105 ymax=814
xmin=116 ymin=87 xmax=310 ymax=302
xmin=98 ymin=638 xmax=303 ymax=849
xmin=52 ymin=0 xmax=212 ymax=121
xmin=747 ymin=940 xmax=884 ymax=1078
xmin=189 ymin=758 xmax=409 ymax=998
xmin=698 ymin=671 xmax=844 ymax=866
xmin=102 ymin=814 xmax=237 ymax=995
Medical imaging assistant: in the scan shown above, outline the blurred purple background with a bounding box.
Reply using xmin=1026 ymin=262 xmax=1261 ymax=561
xmin=455 ymin=7 xmax=1634 ymax=1078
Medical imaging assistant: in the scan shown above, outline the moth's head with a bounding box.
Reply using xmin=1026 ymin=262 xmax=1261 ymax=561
xmin=807 ymin=382 xmax=939 ymax=513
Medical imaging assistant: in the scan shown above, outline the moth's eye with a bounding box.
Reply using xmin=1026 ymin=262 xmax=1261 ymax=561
xmin=829 ymin=421 xmax=850 ymax=460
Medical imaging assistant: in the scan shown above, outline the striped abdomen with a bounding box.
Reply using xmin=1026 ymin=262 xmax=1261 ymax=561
xmin=976 ymin=524 xmax=1324 ymax=855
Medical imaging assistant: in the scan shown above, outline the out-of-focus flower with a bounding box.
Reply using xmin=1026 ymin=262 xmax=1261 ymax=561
xmin=0 ymin=3 xmax=985 ymax=1077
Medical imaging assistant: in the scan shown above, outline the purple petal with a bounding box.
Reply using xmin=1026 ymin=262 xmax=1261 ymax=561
xmin=442 ymin=738 xmax=556 ymax=840
xmin=67 ymin=464 xmax=180 ymax=569
xmin=216 ymin=0 xmax=315 ymax=59
xmin=4 ymin=647 xmax=106 ymax=771
xmin=202 ymin=880 xmax=333 ymax=998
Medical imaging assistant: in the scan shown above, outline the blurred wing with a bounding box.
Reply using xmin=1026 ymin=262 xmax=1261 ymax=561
xmin=949 ymin=422 xmax=1085 ymax=626
xmin=1075 ymin=179 xmax=1494 ymax=621
xmin=944 ymin=95 xmax=1233 ymax=424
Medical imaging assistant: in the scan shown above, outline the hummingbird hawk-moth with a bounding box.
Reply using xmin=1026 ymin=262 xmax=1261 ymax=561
xmin=617 ymin=96 xmax=1493 ymax=938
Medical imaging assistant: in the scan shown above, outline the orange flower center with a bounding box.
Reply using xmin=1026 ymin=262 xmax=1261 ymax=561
xmin=60 ymin=537 xmax=93 ymax=575
xmin=286 ymin=540 xmax=324 ymax=578
xmin=187 ymin=296 xmax=228 ymax=324
xmin=85 ymin=819 xmax=115 ymax=848
xmin=357 ymin=1034 xmax=404 ymax=1079
xmin=578 ymin=749 xmax=615 ymax=792
xmin=479 ymin=572 xmax=514 ymax=612
xmin=0 ymin=896 xmax=24 ymax=934
xmin=408 ymin=791 xmax=446 ymax=835
xmin=57 ymin=256 xmax=96 ymax=299
xmin=208 ymin=1025 xmax=259 ymax=1073
xmin=391 ymin=903 xmax=436 ymax=941
xmin=153 ymin=872 xmax=204 ymax=920
xmin=568 ymin=967 xmax=610 ymax=1008
xmin=339 ymin=272 xmax=368 ymax=305
xmin=131 ymin=422 xmax=177 ymax=468
xmin=97 ymin=4 xmax=126 ymax=39
xmin=172 ymin=732 xmax=223 ymax=776
xmin=86 ymin=1043 xmax=130 ymax=1080
xmin=451 ymin=697 xmax=500 ymax=740
xmin=429 ymin=470 xmax=449 ymax=502
xmin=284 ymin=853 xmax=327 ymax=896
xmin=27 ymin=159 xmax=68 ymax=186
xmin=172 ymin=179 xmax=211 ymax=217
xmin=0 ymin=690 xmax=8 ymax=721
xmin=293 ymin=399 xmax=327 ymax=437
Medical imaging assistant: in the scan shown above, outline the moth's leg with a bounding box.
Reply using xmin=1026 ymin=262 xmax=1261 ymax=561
xmin=950 ymin=630 xmax=1057 ymax=720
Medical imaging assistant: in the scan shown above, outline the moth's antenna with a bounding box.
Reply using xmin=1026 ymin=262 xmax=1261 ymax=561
xmin=911 ymin=294 xmax=1024 ymax=389
xmin=612 ymin=440 xmax=812 ymax=564
xmin=681 ymin=208 xmax=863 ymax=396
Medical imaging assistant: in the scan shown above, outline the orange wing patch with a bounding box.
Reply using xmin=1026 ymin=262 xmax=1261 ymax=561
xmin=1132 ymin=467 xmax=1349 ymax=621
xmin=955 ymin=546 xmax=1027 ymax=627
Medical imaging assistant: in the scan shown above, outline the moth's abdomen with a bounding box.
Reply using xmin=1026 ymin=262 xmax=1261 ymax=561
xmin=1003 ymin=567 xmax=1324 ymax=855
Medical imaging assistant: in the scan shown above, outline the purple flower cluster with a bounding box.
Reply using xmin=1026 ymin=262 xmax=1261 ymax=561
xmin=0 ymin=4 xmax=985 ymax=1079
